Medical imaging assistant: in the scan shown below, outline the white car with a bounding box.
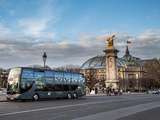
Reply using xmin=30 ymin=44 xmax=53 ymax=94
xmin=152 ymin=90 xmax=159 ymax=94
xmin=0 ymin=88 xmax=6 ymax=95
xmin=148 ymin=90 xmax=159 ymax=94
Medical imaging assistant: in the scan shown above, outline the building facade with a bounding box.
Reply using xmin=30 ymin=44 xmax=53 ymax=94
xmin=80 ymin=46 xmax=145 ymax=92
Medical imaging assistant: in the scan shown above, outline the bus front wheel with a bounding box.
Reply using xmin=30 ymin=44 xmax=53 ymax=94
xmin=33 ymin=94 xmax=39 ymax=101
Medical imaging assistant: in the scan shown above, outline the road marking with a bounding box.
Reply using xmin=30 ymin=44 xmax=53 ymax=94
xmin=0 ymin=99 xmax=126 ymax=116
xmin=73 ymin=101 xmax=160 ymax=120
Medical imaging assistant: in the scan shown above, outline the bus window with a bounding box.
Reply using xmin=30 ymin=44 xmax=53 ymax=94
xmin=45 ymin=71 xmax=54 ymax=78
xmin=21 ymin=69 xmax=34 ymax=93
xmin=34 ymin=71 xmax=45 ymax=90
xmin=45 ymin=71 xmax=54 ymax=84
xmin=45 ymin=77 xmax=53 ymax=84
xmin=21 ymin=69 xmax=34 ymax=79
xmin=79 ymin=74 xmax=85 ymax=84
xmin=44 ymin=71 xmax=54 ymax=91
xmin=64 ymin=72 xmax=72 ymax=84
xmin=55 ymin=71 xmax=63 ymax=84
xmin=34 ymin=71 xmax=44 ymax=79
xmin=72 ymin=73 xmax=79 ymax=85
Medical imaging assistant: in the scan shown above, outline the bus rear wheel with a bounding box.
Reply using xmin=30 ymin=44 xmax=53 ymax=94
xmin=33 ymin=94 xmax=39 ymax=101
xmin=73 ymin=93 xmax=78 ymax=99
xmin=67 ymin=93 xmax=72 ymax=99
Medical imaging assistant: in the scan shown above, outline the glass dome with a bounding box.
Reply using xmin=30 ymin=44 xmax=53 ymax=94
xmin=81 ymin=56 xmax=105 ymax=69
xmin=81 ymin=54 xmax=141 ymax=69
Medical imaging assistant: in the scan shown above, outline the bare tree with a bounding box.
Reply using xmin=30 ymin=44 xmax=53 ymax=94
xmin=54 ymin=64 xmax=80 ymax=73
xmin=142 ymin=58 xmax=160 ymax=89
xmin=0 ymin=68 xmax=9 ymax=88
xmin=85 ymin=68 xmax=98 ymax=91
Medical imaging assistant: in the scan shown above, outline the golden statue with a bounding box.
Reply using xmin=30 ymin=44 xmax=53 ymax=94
xmin=106 ymin=34 xmax=115 ymax=48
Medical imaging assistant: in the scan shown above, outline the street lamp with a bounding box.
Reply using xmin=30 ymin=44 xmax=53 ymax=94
xmin=42 ymin=52 xmax=47 ymax=68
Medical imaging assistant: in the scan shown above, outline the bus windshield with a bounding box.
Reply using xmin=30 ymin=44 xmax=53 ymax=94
xmin=7 ymin=68 xmax=21 ymax=94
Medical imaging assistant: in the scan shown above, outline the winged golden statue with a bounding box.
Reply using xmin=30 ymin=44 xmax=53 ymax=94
xmin=106 ymin=34 xmax=115 ymax=48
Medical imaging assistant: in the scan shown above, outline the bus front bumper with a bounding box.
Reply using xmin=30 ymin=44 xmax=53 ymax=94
xmin=7 ymin=93 xmax=33 ymax=100
xmin=6 ymin=94 xmax=21 ymax=100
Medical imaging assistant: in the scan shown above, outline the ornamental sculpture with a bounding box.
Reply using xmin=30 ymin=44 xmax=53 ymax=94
xmin=106 ymin=34 xmax=115 ymax=48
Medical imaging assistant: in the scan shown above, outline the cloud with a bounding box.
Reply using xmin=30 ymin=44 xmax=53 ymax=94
xmin=0 ymin=23 xmax=11 ymax=38
xmin=18 ymin=18 xmax=55 ymax=39
xmin=0 ymin=0 xmax=160 ymax=68
xmin=19 ymin=19 xmax=48 ymax=36
xmin=0 ymin=31 xmax=105 ymax=68
xmin=0 ymin=26 xmax=160 ymax=68
xmin=17 ymin=0 xmax=58 ymax=40
xmin=130 ymin=29 xmax=160 ymax=58
xmin=78 ymin=33 xmax=105 ymax=47
xmin=108 ymin=30 xmax=160 ymax=58
xmin=136 ymin=29 xmax=160 ymax=46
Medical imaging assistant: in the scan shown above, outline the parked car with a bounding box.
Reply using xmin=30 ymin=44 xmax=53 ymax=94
xmin=147 ymin=90 xmax=160 ymax=95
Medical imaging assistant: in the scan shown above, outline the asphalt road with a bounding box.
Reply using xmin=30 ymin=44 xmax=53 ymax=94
xmin=0 ymin=94 xmax=160 ymax=120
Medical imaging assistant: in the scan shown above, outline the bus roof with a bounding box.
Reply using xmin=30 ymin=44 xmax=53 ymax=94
xmin=10 ymin=67 xmax=83 ymax=75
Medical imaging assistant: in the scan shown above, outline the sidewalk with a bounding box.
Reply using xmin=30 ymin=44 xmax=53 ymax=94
xmin=86 ymin=92 xmax=146 ymax=97
xmin=0 ymin=95 xmax=7 ymax=102
xmin=0 ymin=90 xmax=7 ymax=102
xmin=123 ymin=92 xmax=146 ymax=95
xmin=86 ymin=94 xmax=106 ymax=97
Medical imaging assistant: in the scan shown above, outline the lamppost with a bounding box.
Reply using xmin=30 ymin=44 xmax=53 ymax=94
xmin=42 ymin=52 xmax=47 ymax=68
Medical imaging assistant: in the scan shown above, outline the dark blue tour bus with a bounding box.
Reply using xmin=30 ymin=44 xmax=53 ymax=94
xmin=6 ymin=67 xmax=85 ymax=101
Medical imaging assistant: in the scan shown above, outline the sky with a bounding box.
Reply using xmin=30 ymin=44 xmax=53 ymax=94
xmin=0 ymin=0 xmax=160 ymax=68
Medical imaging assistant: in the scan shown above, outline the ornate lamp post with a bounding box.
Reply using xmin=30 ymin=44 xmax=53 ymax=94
xmin=42 ymin=52 xmax=47 ymax=68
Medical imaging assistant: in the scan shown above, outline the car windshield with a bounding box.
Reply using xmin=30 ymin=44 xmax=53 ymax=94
xmin=7 ymin=68 xmax=21 ymax=94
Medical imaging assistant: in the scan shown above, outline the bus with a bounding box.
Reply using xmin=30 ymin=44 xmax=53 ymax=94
xmin=6 ymin=67 xmax=85 ymax=101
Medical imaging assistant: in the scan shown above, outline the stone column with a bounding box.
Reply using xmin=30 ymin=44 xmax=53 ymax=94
xmin=103 ymin=35 xmax=119 ymax=89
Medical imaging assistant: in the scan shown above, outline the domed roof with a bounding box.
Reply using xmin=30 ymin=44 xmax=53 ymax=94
xmin=121 ymin=46 xmax=141 ymax=66
xmin=121 ymin=54 xmax=141 ymax=66
xmin=81 ymin=56 xmax=106 ymax=69
xmin=81 ymin=47 xmax=142 ymax=69
xmin=81 ymin=55 xmax=141 ymax=69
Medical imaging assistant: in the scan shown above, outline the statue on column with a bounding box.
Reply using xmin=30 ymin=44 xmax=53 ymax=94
xmin=104 ymin=34 xmax=119 ymax=90
xmin=106 ymin=34 xmax=115 ymax=48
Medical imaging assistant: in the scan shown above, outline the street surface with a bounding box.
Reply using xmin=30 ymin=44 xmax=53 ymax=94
xmin=0 ymin=94 xmax=160 ymax=120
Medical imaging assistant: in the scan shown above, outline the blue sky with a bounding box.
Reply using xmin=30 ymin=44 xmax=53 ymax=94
xmin=0 ymin=0 xmax=160 ymax=68
xmin=1 ymin=0 xmax=160 ymax=35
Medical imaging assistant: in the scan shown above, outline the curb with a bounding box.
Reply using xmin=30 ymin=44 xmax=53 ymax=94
xmin=86 ymin=93 xmax=146 ymax=97
xmin=0 ymin=95 xmax=7 ymax=102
